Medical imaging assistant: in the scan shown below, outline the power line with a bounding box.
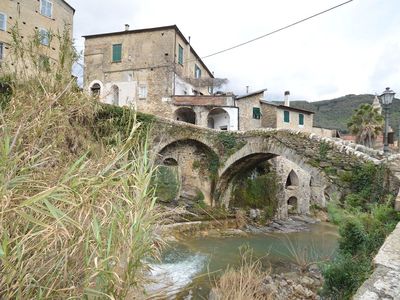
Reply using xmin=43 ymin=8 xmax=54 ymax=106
xmin=200 ymin=0 xmax=354 ymax=60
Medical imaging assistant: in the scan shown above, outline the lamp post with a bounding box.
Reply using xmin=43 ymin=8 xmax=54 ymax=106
xmin=380 ymin=87 xmax=395 ymax=154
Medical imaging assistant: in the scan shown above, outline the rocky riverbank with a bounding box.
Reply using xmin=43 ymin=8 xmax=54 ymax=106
xmin=262 ymin=265 xmax=324 ymax=300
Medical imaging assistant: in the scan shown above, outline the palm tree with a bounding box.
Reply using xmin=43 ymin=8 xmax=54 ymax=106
xmin=347 ymin=104 xmax=384 ymax=148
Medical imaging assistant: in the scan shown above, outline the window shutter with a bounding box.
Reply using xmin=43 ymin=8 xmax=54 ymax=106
xmin=299 ymin=114 xmax=304 ymax=125
xmin=284 ymin=111 xmax=290 ymax=123
xmin=112 ymin=44 xmax=122 ymax=62
xmin=0 ymin=43 xmax=3 ymax=60
xmin=253 ymin=107 xmax=261 ymax=119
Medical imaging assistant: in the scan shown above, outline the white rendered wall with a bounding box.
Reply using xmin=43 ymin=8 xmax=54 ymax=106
xmin=104 ymin=81 xmax=136 ymax=107
xmin=174 ymin=74 xmax=196 ymax=95
xmin=209 ymin=107 xmax=238 ymax=131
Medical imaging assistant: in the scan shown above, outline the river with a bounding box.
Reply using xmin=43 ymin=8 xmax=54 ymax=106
xmin=147 ymin=222 xmax=338 ymax=299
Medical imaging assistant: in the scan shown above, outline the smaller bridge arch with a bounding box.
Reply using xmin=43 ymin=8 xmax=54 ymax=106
xmin=157 ymin=138 xmax=219 ymax=206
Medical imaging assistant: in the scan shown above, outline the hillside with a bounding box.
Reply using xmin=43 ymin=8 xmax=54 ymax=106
xmin=276 ymin=94 xmax=400 ymax=134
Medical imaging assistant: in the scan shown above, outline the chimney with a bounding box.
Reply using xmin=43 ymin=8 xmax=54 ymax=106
xmin=125 ymin=24 xmax=130 ymax=31
xmin=284 ymin=91 xmax=290 ymax=106
xmin=246 ymin=86 xmax=249 ymax=94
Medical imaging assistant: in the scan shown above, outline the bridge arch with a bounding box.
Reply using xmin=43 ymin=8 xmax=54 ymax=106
xmin=157 ymin=138 xmax=219 ymax=206
xmin=215 ymin=138 xmax=329 ymax=216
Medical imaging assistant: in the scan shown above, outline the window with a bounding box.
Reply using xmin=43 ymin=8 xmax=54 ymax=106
xmin=139 ymin=85 xmax=147 ymax=99
xmin=40 ymin=0 xmax=53 ymax=18
xmin=284 ymin=110 xmax=290 ymax=123
xmin=0 ymin=13 xmax=6 ymax=31
xmin=195 ymin=64 xmax=201 ymax=79
xmin=90 ymin=83 xmax=101 ymax=97
xmin=178 ymin=44 xmax=183 ymax=65
xmin=39 ymin=55 xmax=50 ymax=71
xmin=112 ymin=44 xmax=122 ymax=62
xmin=299 ymin=113 xmax=304 ymax=126
xmin=0 ymin=43 xmax=4 ymax=60
xmin=39 ymin=28 xmax=50 ymax=46
xmin=253 ymin=107 xmax=261 ymax=119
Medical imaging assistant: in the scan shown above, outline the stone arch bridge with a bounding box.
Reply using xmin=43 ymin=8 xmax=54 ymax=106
xmin=147 ymin=116 xmax=397 ymax=218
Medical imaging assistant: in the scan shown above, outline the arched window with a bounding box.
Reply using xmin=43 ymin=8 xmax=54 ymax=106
xmin=90 ymin=83 xmax=101 ymax=97
xmin=163 ymin=157 xmax=178 ymax=166
xmin=285 ymin=170 xmax=299 ymax=188
xmin=287 ymin=197 xmax=298 ymax=213
xmin=174 ymin=107 xmax=196 ymax=124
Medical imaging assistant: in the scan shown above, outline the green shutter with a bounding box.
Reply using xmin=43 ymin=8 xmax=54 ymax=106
xmin=253 ymin=107 xmax=261 ymax=119
xmin=178 ymin=45 xmax=183 ymax=65
xmin=299 ymin=114 xmax=304 ymax=125
xmin=284 ymin=111 xmax=290 ymax=123
xmin=112 ymin=44 xmax=122 ymax=62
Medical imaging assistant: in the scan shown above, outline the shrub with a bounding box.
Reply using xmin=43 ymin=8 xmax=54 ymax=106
xmin=322 ymin=254 xmax=371 ymax=300
xmin=338 ymin=217 xmax=367 ymax=255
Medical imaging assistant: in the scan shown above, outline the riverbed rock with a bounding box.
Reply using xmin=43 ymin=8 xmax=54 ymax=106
xmin=262 ymin=273 xmax=321 ymax=300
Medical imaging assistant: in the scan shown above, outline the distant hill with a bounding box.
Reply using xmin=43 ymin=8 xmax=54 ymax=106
xmin=275 ymin=94 xmax=400 ymax=135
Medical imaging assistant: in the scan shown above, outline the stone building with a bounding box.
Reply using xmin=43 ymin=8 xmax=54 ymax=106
xmin=0 ymin=0 xmax=74 ymax=66
xmin=84 ymin=24 xmax=237 ymax=128
xmin=235 ymin=89 xmax=337 ymax=137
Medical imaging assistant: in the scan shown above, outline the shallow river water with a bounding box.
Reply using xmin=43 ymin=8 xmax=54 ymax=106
xmin=147 ymin=222 xmax=338 ymax=299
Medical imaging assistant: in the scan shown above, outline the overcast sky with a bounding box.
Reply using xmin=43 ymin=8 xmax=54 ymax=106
xmin=68 ymin=0 xmax=400 ymax=102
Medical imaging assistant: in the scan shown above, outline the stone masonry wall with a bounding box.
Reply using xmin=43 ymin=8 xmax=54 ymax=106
xmin=235 ymin=94 xmax=263 ymax=131
xmin=0 ymin=0 xmax=74 ymax=66
xmin=354 ymin=222 xmax=400 ymax=299
xmin=261 ymin=103 xmax=277 ymax=128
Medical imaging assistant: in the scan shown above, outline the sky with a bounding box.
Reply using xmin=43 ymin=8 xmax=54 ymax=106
xmin=68 ymin=0 xmax=400 ymax=102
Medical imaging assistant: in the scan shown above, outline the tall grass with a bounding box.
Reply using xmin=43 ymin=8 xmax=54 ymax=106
xmin=0 ymin=26 xmax=162 ymax=298
xmin=210 ymin=247 xmax=271 ymax=300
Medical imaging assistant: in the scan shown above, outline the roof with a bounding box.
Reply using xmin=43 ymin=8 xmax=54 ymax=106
xmin=235 ymin=89 xmax=268 ymax=100
xmin=260 ymin=100 xmax=315 ymax=114
xmin=83 ymin=25 xmax=214 ymax=78
xmin=61 ymin=0 xmax=75 ymax=14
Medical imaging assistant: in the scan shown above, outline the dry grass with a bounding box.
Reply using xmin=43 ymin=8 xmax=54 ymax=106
xmin=0 ymin=26 xmax=163 ymax=298
xmin=210 ymin=248 xmax=271 ymax=300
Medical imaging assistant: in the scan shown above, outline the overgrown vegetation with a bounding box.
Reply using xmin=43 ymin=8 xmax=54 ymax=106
xmin=216 ymin=131 xmax=246 ymax=157
xmin=153 ymin=165 xmax=180 ymax=203
xmin=231 ymin=163 xmax=279 ymax=221
xmin=321 ymin=162 xmax=400 ymax=299
xmin=0 ymin=26 xmax=163 ymax=298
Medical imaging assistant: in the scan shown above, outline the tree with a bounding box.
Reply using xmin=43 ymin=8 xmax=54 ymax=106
xmin=347 ymin=104 xmax=384 ymax=148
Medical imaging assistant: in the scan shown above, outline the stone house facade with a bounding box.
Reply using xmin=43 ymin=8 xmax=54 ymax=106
xmin=236 ymin=89 xmax=337 ymax=137
xmin=0 ymin=0 xmax=74 ymax=66
xmin=83 ymin=25 xmax=226 ymax=122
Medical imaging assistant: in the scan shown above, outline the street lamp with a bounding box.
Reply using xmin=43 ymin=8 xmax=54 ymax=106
xmin=380 ymin=87 xmax=396 ymax=154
